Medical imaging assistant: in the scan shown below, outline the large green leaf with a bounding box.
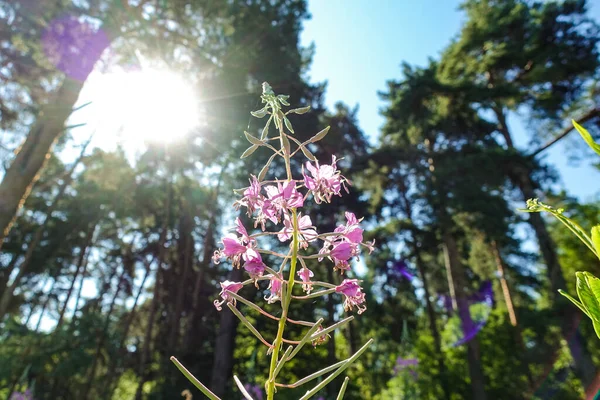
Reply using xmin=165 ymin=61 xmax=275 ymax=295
xmin=585 ymin=272 xmax=600 ymax=322
xmin=559 ymin=289 xmax=591 ymax=318
xmin=576 ymin=272 xmax=600 ymax=322
xmin=593 ymin=320 xmax=600 ymax=340
xmin=592 ymin=226 xmax=600 ymax=260
xmin=573 ymin=120 xmax=600 ymax=156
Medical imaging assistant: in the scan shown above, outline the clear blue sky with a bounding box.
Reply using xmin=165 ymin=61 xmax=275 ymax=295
xmin=300 ymin=0 xmax=600 ymax=201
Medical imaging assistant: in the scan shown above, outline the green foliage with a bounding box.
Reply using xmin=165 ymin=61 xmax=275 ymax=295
xmin=526 ymin=120 xmax=600 ymax=339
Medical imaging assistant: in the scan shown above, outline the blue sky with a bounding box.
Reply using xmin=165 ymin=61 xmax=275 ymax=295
xmin=300 ymin=0 xmax=600 ymax=201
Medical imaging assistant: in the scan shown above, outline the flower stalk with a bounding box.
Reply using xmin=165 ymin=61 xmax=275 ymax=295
xmin=266 ymin=208 xmax=299 ymax=400
xmin=173 ymin=82 xmax=374 ymax=399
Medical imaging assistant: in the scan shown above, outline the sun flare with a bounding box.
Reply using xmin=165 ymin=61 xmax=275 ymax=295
xmin=78 ymin=67 xmax=200 ymax=146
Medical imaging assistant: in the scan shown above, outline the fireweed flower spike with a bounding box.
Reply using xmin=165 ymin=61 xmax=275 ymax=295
xmin=171 ymin=82 xmax=374 ymax=400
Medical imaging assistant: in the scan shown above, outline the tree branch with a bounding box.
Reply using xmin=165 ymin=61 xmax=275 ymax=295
xmin=529 ymin=107 xmax=600 ymax=157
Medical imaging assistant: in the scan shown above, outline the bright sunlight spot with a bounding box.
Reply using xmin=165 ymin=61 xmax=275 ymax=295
xmin=75 ymin=67 xmax=199 ymax=147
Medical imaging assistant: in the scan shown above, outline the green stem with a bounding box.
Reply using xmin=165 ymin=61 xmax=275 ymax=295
xmin=266 ymin=208 xmax=299 ymax=400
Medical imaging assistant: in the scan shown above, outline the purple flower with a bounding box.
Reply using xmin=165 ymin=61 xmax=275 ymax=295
xmin=334 ymin=212 xmax=364 ymax=244
xmin=265 ymin=273 xmax=284 ymax=304
xmin=212 ymin=220 xmax=258 ymax=267
xmin=212 ymin=235 xmax=247 ymax=267
xmin=214 ymin=281 xmax=244 ymax=311
xmin=329 ymin=242 xmax=358 ymax=273
xmin=394 ymin=260 xmax=415 ymax=281
xmin=244 ymin=384 xmax=263 ymax=400
xmin=278 ymin=213 xmax=318 ymax=247
xmin=335 ymin=279 xmax=366 ymax=314
xmin=297 ymin=266 xmax=314 ymax=294
xmin=235 ymin=175 xmax=264 ymax=215
xmin=303 ymin=155 xmax=349 ymax=203
xmin=243 ymin=254 xmax=266 ymax=283
xmin=264 ymin=180 xmax=304 ymax=220
xmin=393 ymin=357 xmax=419 ymax=379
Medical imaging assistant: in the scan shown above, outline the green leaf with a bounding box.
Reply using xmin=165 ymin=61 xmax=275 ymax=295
xmin=170 ymin=357 xmax=221 ymax=400
xmin=299 ymin=339 xmax=374 ymax=400
xmin=240 ymin=144 xmax=259 ymax=159
xmin=585 ymin=272 xmax=600 ymax=322
xmin=281 ymin=133 xmax=291 ymax=155
xmin=244 ymin=131 xmax=263 ymax=145
xmin=576 ymin=272 xmax=600 ymax=321
xmin=261 ymin=116 xmax=272 ymax=140
xmin=233 ymin=376 xmax=254 ymax=400
xmin=287 ymin=106 xmax=311 ymax=115
xmin=592 ymin=226 xmax=600 ymax=260
xmin=336 ymin=377 xmax=350 ymax=400
xmin=309 ymin=126 xmax=330 ymax=143
xmin=573 ymin=120 xmax=600 ymax=156
xmin=251 ymin=108 xmax=267 ymax=118
xmin=284 ymin=116 xmax=294 ymax=134
xmin=559 ymin=289 xmax=591 ymax=318
xmin=593 ymin=320 xmax=600 ymax=340
xmin=278 ymin=94 xmax=290 ymax=106
xmin=258 ymin=153 xmax=277 ymax=181
xmin=300 ymin=145 xmax=316 ymax=161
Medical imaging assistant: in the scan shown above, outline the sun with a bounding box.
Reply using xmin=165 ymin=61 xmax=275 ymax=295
xmin=75 ymin=66 xmax=200 ymax=148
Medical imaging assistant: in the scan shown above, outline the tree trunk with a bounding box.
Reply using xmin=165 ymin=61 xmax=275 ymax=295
xmin=56 ymin=224 xmax=95 ymax=329
xmin=104 ymin=259 xmax=153 ymax=399
xmin=442 ymin=230 xmax=488 ymax=400
xmin=491 ymin=240 xmax=536 ymax=391
xmin=0 ymin=254 xmax=20 ymax=299
xmin=0 ymin=139 xmax=91 ymax=319
xmin=491 ymin=241 xmax=517 ymax=326
xmin=398 ymin=176 xmax=451 ymax=399
xmin=83 ymin=267 xmax=125 ymax=400
xmin=34 ymin=278 xmax=56 ymax=332
xmin=0 ymin=78 xmax=85 ymax=249
xmin=184 ymin=168 xmax=223 ymax=350
xmin=210 ymin=266 xmax=244 ymax=398
xmin=23 ymin=274 xmax=50 ymax=326
xmin=492 ymin=105 xmax=514 ymax=148
xmin=135 ymin=180 xmax=172 ymax=400
xmin=71 ymin=245 xmax=92 ymax=322
xmin=168 ymin=206 xmax=194 ymax=351
xmin=413 ymin=244 xmax=452 ymax=400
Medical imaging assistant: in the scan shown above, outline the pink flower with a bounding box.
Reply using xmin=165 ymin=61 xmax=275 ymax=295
xmin=212 ymin=220 xmax=258 ymax=267
xmin=212 ymin=235 xmax=247 ymax=267
xmin=243 ymin=254 xmax=266 ymax=283
xmin=265 ymin=273 xmax=284 ymax=304
xmin=214 ymin=280 xmax=244 ymax=311
xmin=329 ymin=242 xmax=358 ymax=273
xmin=303 ymin=155 xmax=349 ymax=203
xmin=264 ymin=180 xmax=304 ymax=220
xmin=334 ymin=212 xmax=363 ymax=244
xmin=235 ymin=175 xmax=263 ymax=215
xmin=297 ymin=267 xmax=314 ymax=294
xmin=235 ymin=217 xmax=253 ymax=243
xmin=278 ymin=213 xmax=318 ymax=248
xmin=331 ymin=242 xmax=353 ymax=260
xmin=335 ymin=279 xmax=366 ymax=314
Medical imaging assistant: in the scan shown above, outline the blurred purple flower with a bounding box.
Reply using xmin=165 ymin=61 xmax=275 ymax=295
xmin=243 ymin=384 xmax=263 ymax=400
xmin=9 ymin=389 xmax=34 ymax=400
xmin=392 ymin=357 xmax=419 ymax=380
xmin=42 ymin=15 xmax=111 ymax=81
xmin=393 ymin=260 xmax=414 ymax=281
xmin=441 ymin=281 xmax=494 ymax=347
